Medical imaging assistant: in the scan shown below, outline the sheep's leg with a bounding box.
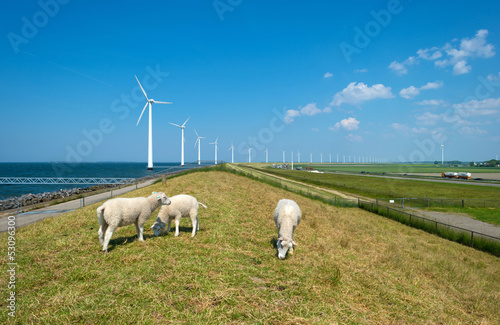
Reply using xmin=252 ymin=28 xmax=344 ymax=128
xmin=102 ymin=224 xmax=118 ymax=253
xmin=98 ymin=223 xmax=108 ymax=246
xmin=135 ymin=220 xmax=144 ymax=241
xmin=190 ymin=208 xmax=198 ymax=237
xmin=174 ymin=213 xmax=182 ymax=237
xmin=166 ymin=218 xmax=172 ymax=234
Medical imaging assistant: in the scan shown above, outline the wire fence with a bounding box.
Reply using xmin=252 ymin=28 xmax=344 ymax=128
xmin=226 ymin=164 xmax=500 ymax=257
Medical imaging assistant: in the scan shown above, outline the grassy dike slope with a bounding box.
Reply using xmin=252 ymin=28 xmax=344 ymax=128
xmin=1 ymin=171 xmax=499 ymax=324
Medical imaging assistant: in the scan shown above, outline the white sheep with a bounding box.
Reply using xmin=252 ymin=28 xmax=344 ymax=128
xmin=97 ymin=192 xmax=171 ymax=252
xmin=150 ymin=194 xmax=207 ymax=237
xmin=273 ymin=199 xmax=302 ymax=259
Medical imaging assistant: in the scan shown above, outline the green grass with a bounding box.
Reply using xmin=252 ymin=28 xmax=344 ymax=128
xmin=294 ymin=163 xmax=500 ymax=174
xmin=1 ymin=171 xmax=499 ymax=324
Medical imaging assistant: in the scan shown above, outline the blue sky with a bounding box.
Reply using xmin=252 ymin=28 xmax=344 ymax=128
xmin=1 ymin=0 xmax=500 ymax=164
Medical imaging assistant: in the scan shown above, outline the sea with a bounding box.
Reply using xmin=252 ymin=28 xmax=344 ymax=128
xmin=0 ymin=162 xmax=210 ymax=200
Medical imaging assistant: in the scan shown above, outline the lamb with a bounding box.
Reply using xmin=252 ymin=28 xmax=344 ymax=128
xmin=273 ymin=199 xmax=302 ymax=259
xmin=150 ymin=194 xmax=207 ymax=237
xmin=97 ymin=192 xmax=171 ymax=252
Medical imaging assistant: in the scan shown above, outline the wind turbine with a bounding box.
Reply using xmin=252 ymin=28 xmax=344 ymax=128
xmin=282 ymin=150 xmax=286 ymax=163
xmin=329 ymin=153 xmax=332 ymax=163
xmin=135 ymin=75 xmax=172 ymax=170
xmin=247 ymin=146 xmax=252 ymax=163
xmin=310 ymin=153 xmax=312 ymax=163
xmin=320 ymin=153 xmax=323 ymax=163
xmin=228 ymin=142 xmax=235 ymax=163
xmin=298 ymin=150 xmax=300 ymax=163
xmin=194 ymin=129 xmax=206 ymax=165
xmin=169 ymin=117 xmax=190 ymax=166
xmin=210 ymin=137 xmax=219 ymax=164
xmin=291 ymin=151 xmax=294 ymax=170
xmin=441 ymin=143 xmax=444 ymax=166
xmin=265 ymin=147 xmax=269 ymax=163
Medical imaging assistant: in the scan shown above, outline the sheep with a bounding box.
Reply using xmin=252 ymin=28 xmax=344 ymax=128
xmin=273 ymin=199 xmax=302 ymax=259
xmin=150 ymin=194 xmax=207 ymax=237
xmin=97 ymin=192 xmax=171 ymax=252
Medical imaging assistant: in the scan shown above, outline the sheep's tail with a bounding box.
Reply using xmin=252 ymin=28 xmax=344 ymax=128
xmin=198 ymin=202 xmax=208 ymax=209
xmin=97 ymin=206 xmax=106 ymax=226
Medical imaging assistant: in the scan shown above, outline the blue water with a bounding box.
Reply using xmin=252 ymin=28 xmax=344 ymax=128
xmin=0 ymin=162 xmax=208 ymax=200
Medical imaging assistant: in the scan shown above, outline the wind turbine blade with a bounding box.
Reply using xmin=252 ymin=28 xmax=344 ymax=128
xmin=194 ymin=138 xmax=199 ymax=148
xmin=135 ymin=75 xmax=148 ymax=100
xmin=182 ymin=116 xmax=191 ymax=127
xmin=169 ymin=122 xmax=182 ymax=128
xmin=152 ymin=101 xmax=172 ymax=104
xmin=215 ymin=137 xmax=218 ymax=143
xmin=136 ymin=102 xmax=148 ymax=125
xmin=194 ymin=129 xmax=199 ymax=138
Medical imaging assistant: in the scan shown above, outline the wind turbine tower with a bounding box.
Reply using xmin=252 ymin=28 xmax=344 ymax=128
xmin=169 ymin=117 xmax=190 ymax=166
xmin=320 ymin=153 xmax=323 ymax=163
xmin=298 ymin=150 xmax=300 ymax=163
xmin=134 ymin=75 xmax=172 ymax=170
xmin=247 ymin=146 xmax=252 ymax=163
xmin=291 ymin=151 xmax=294 ymax=170
xmin=310 ymin=153 xmax=312 ymax=163
xmin=282 ymin=150 xmax=286 ymax=163
xmin=194 ymin=129 xmax=206 ymax=165
xmin=210 ymin=137 xmax=219 ymax=165
xmin=441 ymin=143 xmax=444 ymax=166
xmin=228 ymin=142 xmax=235 ymax=163
xmin=265 ymin=147 xmax=269 ymax=163
xmin=329 ymin=153 xmax=331 ymax=163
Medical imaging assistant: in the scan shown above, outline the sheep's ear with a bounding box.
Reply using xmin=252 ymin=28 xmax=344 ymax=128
xmin=152 ymin=191 xmax=157 ymax=194
xmin=150 ymin=224 xmax=155 ymax=229
xmin=157 ymin=195 xmax=161 ymax=199
xmin=278 ymin=237 xmax=283 ymax=241
xmin=160 ymin=223 xmax=166 ymax=229
xmin=292 ymin=240 xmax=298 ymax=246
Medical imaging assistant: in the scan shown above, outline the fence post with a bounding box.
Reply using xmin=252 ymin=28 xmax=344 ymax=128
xmin=427 ymin=198 xmax=430 ymax=207
xmin=335 ymin=196 xmax=337 ymax=206
xmin=387 ymin=206 xmax=389 ymax=217
xmin=409 ymin=214 xmax=412 ymax=226
xmin=462 ymin=199 xmax=464 ymax=208
xmin=357 ymin=198 xmax=360 ymax=207
xmin=83 ymin=195 xmax=85 ymax=207
xmin=471 ymin=232 xmax=474 ymax=247
xmin=435 ymin=221 xmax=437 ymax=234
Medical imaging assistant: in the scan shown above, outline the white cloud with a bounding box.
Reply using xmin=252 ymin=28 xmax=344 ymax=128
xmin=323 ymin=72 xmax=333 ymax=79
xmin=284 ymin=103 xmax=331 ymax=124
xmin=416 ymin=99 xmax=446 ymax=106
xmin=311 ymin=128 xmax=319 ymax=132
xmin=399 ymin=86 xmax=420 ymax=99
xmin=399 ymin=81 xmax=444 ymax=99
xmin=330 ymin=82 xmax=394 ymax=106
xmin=459 ymin=126 xmax=487 ymax=134
xmin=330 ymin=117 xmax=360 ymax=131
xmin=452 ymin=97 xmax=500 ymax=116
xmin=346 ymin=134 xmax=363 ymax=142
xmin=354 ymin=68 xmax=368 ymax=73
xmin=486 ymin=72 xmax=500 ymax=81
xmin=391 ymin=123 xmax=409 ymax=131
xmin=389 ymin=29 xmax=495 ymax=76
xmin=416 ymin=112 xmax=441 ymax=126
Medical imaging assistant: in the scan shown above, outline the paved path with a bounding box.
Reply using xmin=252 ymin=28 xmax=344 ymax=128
xmin=0 ymin=178 xmax=159 ymax=232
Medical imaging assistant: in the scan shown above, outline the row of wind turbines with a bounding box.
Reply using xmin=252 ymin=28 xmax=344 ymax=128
xmin=134 ymin=75 xmax=387 ymax=169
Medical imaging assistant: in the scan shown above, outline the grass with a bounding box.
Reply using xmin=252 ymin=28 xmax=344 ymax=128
xmin=294 ymin=163 xmax=500 ymax=174
xmin=1 ymin=171 xmax=499 ymax=324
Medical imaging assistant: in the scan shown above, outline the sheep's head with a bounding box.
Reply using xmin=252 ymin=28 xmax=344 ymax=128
xmin=150 ymin=221 xmax=166 ymax=236
xmin=277 ymin=237 xmax=296 ymax=260
xmin=153 ymin=192 xmax=171 ymax=205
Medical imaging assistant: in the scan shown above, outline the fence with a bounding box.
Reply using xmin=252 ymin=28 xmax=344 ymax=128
xmin=228 ymin=164 xmax=500 ymax=257
xmin=377 ymin=197 xmax=500 ymax=209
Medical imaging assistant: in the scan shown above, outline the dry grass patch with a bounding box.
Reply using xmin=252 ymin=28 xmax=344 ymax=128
xmin=0 ymin=171 xmax=499 ymax=324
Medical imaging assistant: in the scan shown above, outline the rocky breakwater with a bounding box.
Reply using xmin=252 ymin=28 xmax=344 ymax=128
xmin=0 ymin=184 xmax=116 ymax=212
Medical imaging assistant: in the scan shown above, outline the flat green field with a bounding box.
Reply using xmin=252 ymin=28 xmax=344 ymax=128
xmin=1 ymin=171 xmax=499 ymax=324
xmin=298 ymin=163 xmax=500 ymax=174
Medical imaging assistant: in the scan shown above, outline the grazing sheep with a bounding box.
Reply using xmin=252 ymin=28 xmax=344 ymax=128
xmin=150 ymin=194 xmax=207 ymax=237
xmin=274 ymin=199 xmax=302 ymax=259
xmin=97 ymin=192 xmax=171 ymax=252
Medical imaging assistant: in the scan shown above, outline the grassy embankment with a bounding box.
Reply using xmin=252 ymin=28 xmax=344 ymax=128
xmin=1 ymin=171 xmax=499 ymax=324
xmin=251 ymin=165 xmax=500 ymax=225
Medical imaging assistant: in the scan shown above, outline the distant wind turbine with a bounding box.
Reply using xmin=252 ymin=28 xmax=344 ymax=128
xmin=169 ymin=117 xmax=190 ymax=166
xmin=320 ymin=153 xmax=323 ymax=163
xmin=210 ymin=137 xmax=219 ymax=165
xmin=194 ymin=129 xmax=206 ymax=165
xmin=228 ymin=142 xmax=235 ymax=163
xmin=441 ymin=143 xmax=444 ymax=166
xmin=282 ymin=150 xmax=286 ymax=163
xmin=329 ymin=153 xmax=331 ymax=163
xmin=247 ymin=146 xmax=253 ymax=163
xmin=310 ymin=153 xmax=312 ymax=163
xmin=298 ymin=150 xmax=300 ymax=163
xmin=265 ymin=147 xmax=269 ymax=163
xmin=291 ymin=151 xmax=294 ymax=170
xmin=135 ymin=75 xmax=172 ymax=170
